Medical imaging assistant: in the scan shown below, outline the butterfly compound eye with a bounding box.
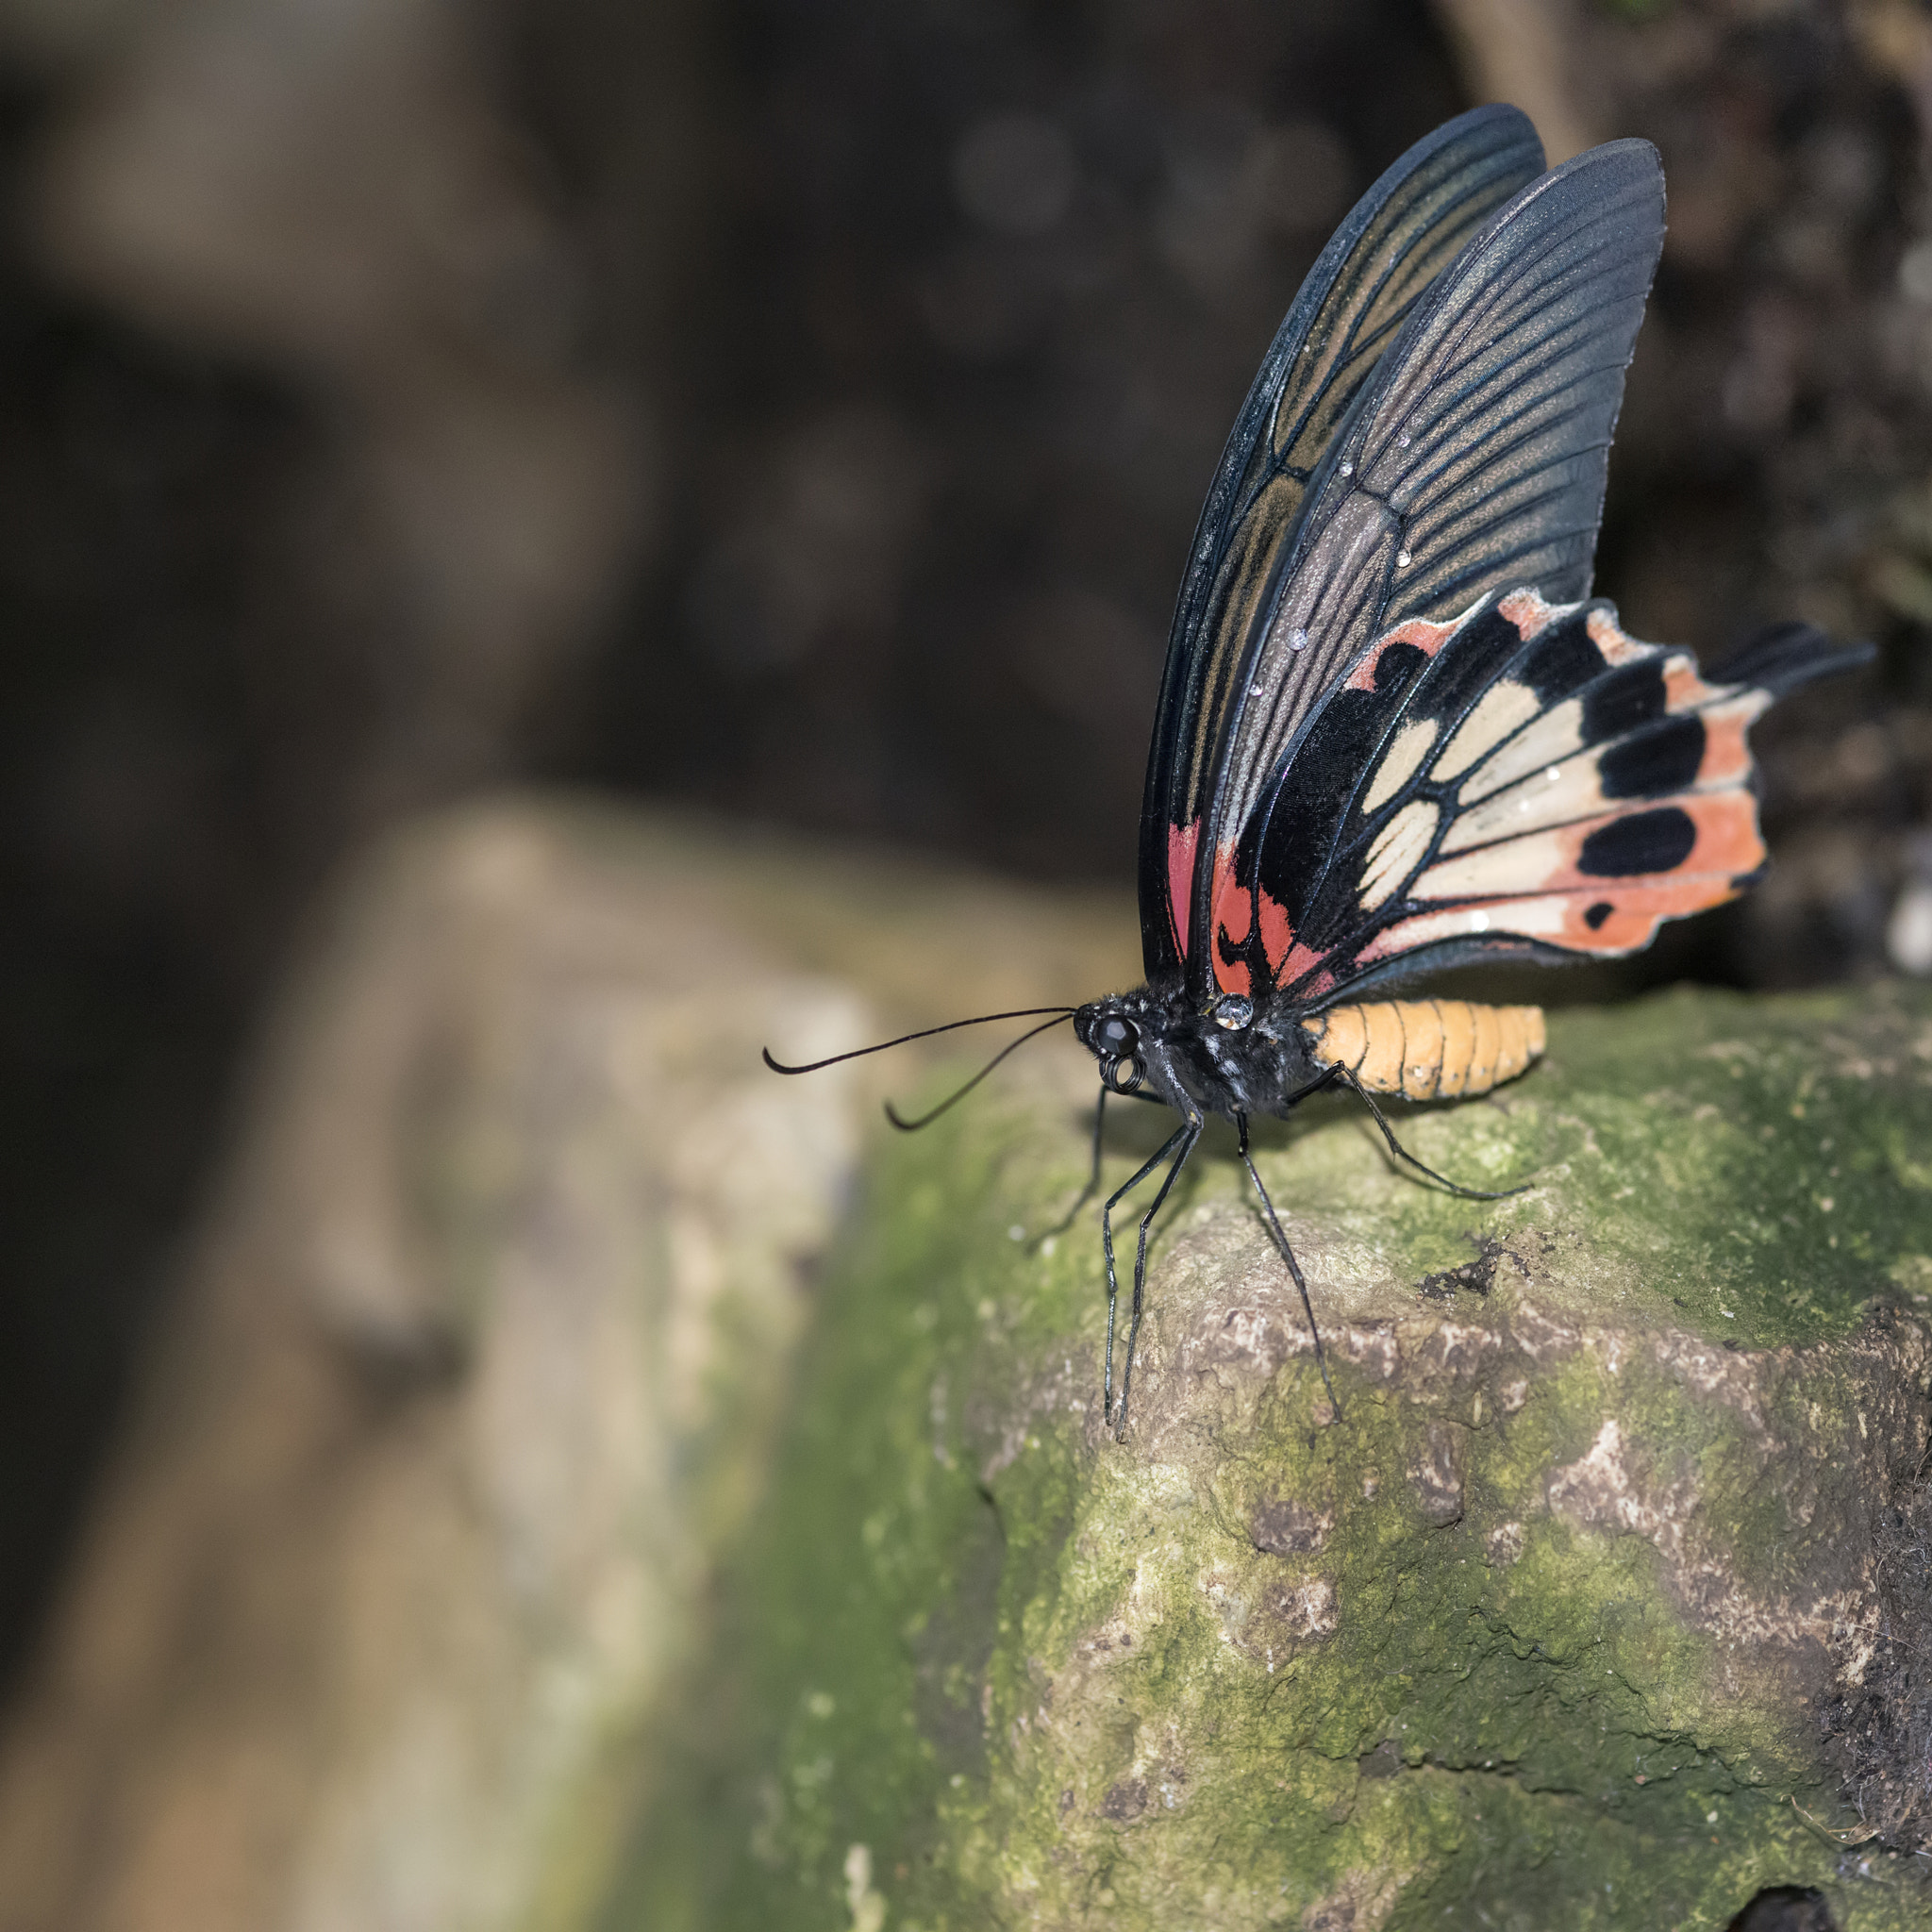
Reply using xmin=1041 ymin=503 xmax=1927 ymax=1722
xmin=1093 ymin=1014 xmax=1139 ymax=1057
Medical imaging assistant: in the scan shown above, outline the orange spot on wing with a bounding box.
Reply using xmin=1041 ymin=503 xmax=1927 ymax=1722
xmin=1695 ymin=703 xmax=1756 ymax=788
xmin=1677 ymin=789 xmax=1766 ymax=878
xmin=1498 ymin=588 xmax=1562 ymax=640
xmin=1503 ymin=792 xmax=1767 ymax=898
xmin=1363 ymin=784 xmax=1772 ymax=974
xmin=1533 ymin=873 xmax=1748 ymax=952
xmin=1663 ymin=654 xmax=1716 ymax=711
xmin=1585 ymin=605 xmax=1651 ymax=667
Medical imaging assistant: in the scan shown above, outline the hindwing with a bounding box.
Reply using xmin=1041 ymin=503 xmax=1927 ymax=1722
xmin=1206 ymin=591 xmax=1860 ymax=1004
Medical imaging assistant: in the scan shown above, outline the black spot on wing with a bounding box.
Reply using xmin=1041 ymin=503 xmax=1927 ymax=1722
xmin=1580 ymin=659 xmax=1668 ymax=741
xmin=1584 ymin=901 xmax=1614 ymax=929
xmin=1515 ymin=608 xmax=1607 ymax=703
xmin=1577 ymin=807 xmax=1696 ymax=877
xmin=1598 ymin=714 xmax=1707 ymax=798
xmin=1374 ymin=641 xmax=1430 ymax=691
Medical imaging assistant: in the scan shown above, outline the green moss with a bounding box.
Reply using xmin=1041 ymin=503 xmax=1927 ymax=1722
xmin=606 ymin=986 xmax=1932 ymax=1931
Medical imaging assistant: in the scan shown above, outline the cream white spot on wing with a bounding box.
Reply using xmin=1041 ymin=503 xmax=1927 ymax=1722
xmin=1359 ymin=800 xmax=1440 ymax=911
xmin=1365 ymin=897 xmax=1573 ymax=959
xmin=1442 ymin=749 xmax=1615 ymax=854
xmin=1361 ymin=717 xmax=1441 ymax=815
xmin=1457 ymin=697 xmax=1585 ymax=803
xmin=1417 ymin=826 xmax=1571 ymax=902
xmin=1432 ymin=681 xmax=1543 ymax=782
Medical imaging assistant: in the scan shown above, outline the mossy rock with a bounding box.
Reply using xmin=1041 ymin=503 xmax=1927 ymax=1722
xmin=614 ymin=983 xmax=1932 ymax=1932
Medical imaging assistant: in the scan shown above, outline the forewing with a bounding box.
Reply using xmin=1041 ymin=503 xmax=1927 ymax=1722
xmin=1194 ymin=138 xmax=1667 ymax=1003
xmin=1138 ymin=104 xmax=1544 ymax=981
xmin=1208 ymin=591 xmax=1865 ymax=1005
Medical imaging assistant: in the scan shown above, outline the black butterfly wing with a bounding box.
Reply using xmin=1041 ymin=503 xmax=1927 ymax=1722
xmin=1191 ymin=138 xmax=1670 ymax=1006
xmin=1138 ymin=104 xmax=1546 ymax=984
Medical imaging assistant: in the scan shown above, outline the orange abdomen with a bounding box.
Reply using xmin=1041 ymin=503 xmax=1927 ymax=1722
xmin=1300 ymin=999 xmax=1545 ymax=1101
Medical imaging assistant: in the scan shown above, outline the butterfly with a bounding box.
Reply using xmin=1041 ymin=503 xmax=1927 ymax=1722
xmin=767 ymin=104 xmax=1872 ymax=1437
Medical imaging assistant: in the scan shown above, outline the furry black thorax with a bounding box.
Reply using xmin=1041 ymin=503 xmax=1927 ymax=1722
xmin=1073 ymin=980 xmax=1324 ymax=1124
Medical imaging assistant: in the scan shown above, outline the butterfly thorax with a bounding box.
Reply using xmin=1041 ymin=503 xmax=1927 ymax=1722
xmin=1074 ymin=983 xmax=1324 ymax=1123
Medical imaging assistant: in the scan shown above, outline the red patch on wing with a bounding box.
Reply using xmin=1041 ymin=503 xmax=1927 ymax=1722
xmin=1257 ymin=888 xmax=1294 ymax=970
xmin=1343 ymin=615 xmax=1457 ymax=693
xmin=1212 ymin=850 xmax=1250 ymax=946
xmin=1693 ymin=696 xmax=1765 ymax=788
xmin=1276 ymin=941 xmax=1330 ymax=991
xmin=1167 ymin=819 xmax=1201 ymax=960
xmin=1675 ymin=789 xmax=1767 ymax=877
xmin=1209 ymin=844 xmax=1256 ymax=997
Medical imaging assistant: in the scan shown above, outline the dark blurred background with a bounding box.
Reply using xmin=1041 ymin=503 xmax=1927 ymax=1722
xmin=1 ymin=0 xmax=1927 ymax=1705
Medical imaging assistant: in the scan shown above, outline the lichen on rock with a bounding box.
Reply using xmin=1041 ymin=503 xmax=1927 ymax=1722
xmin=621 ymin=983 xmax=1932 ymax=1931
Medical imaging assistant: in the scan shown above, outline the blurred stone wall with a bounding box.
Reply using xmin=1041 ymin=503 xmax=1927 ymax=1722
xmin=0 ymin=0 xmax=696 ymax=1686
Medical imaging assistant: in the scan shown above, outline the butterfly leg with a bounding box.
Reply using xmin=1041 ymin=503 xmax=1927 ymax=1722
xmin=1334 ymin=1067 xmax=1528 ymax=1200
xmin=1034 ymin=1084 xmax=1172 ymax=1243
xmin=1033 ymin=1086 xmax=1109 ymax=1244
xmin=1104 ymin=1111 xmax=1203 ymax=1438
xmin=1236 ymin=1112 xmax=1340 ymax=1416
xmin=1284 ymin=1062 xmax=1343 ymax=1108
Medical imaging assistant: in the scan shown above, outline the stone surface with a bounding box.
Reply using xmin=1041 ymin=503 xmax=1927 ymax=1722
xmin=619 ymin=980 xmax=1932 ymax=1930
xmin=0 ymin=797 xmax=1131 ymax=1932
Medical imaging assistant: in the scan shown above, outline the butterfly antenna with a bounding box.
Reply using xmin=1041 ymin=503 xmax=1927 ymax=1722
xmin=886 ymin=1012 xmax=1075 ymax=1132
xmin=1335 ymin=1068 xmax=1532 ymax=1200
xmin=762 ymin=1007 xmax=1074 ymax=1076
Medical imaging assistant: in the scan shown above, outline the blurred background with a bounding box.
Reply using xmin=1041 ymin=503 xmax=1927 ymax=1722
xmin=0 ymin=0 xmax=1928 ymax=1893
